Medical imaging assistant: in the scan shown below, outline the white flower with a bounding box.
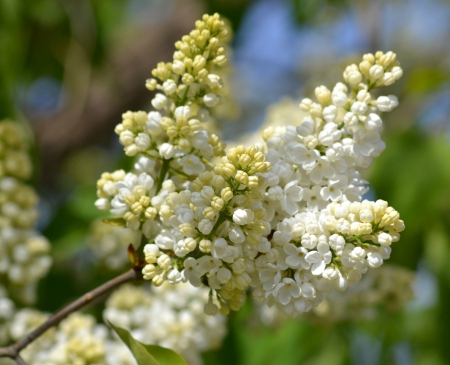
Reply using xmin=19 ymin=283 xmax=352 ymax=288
xmin=305 ymin=241 xmax=332 ymax=275
xmin=352 ymin=131 xmax=385 ymax=158
xmin=322 ymin=105 xmax=338 ymax=123
xmin=376 ymin=95 xmax=398 ymax=112
xmin=212 ymin=238 xmax=228 ymax=259
xmin=286 ymin=142 xmax=320 ymax=169
xmin=151 ymin=93 xmax=168 ymax=110
xmin=328 ymin=234 xmax=345 ymax=254
xmin=155 ymin=229 xmax=178 ymax=250
xmin=367 ymin=252 xmax=383 ymax=268
xmin=217 ymin=267 xmax=232 ymax=284
xmin=259 ymin=266 xmax=281 ymax=291
xmin=351 ymin=101 xmax=368 ymax=115
xmin=159 ymin=143 xmax=175 ymax=159
xmin=309 ymin=157 xmax=335 ymax=184
xmin=320 ymin=175 xmax=348 ymax=201
xmin=167 ymin=268 xmax=182 ymax=284
xmin=197 ymin=256 xmax=221 ymax=275
xmin=233 ymin=209 xmax=254 ymax=225
xmin=203 ymin=93 xmax=219 ymax=107
xmin=302 ymin=186 xmax=327 ymax=211
xmin=283 ymin=243 xmax=310 ymax=269
xmin=229 ymin=227 xmax=245 ymax=244
xmin=162 ymin=79 xmax=177 ymax=95
xmin=296 ymin=117 xmax=315 ymax=136
xmin=198 ymin=219 xmax=213 ymax=235
xmin=146 ymin=111 xmax=162 ymax=135
xmin=332 ymin=90 xmax=347 ymax=106
xmin=267 ymin=185 xmax=283 ymax=201
xmin=94 ymin=198 xmax=110 ymax=211
xmin=365 ymin=113 xmax=382 ymax=130
xmin=180 ymin=155 xmax=205 ymax=175
xmin=207 ymin=74 xmax=222 ymax=88
xmin=280 ymin=181 xmax=303 ymax=215
xmin=273 ymin=278 xmax=301 ymax=305
xmin=172 ymin=60 xmax=185 ymax=75
xmin=182 ymin=258 xmax=201 ymax=287
xmin=135 ymin=133 xmax=151 ymax=151
xmin=318 ymin=123 xmax=341 ymax=147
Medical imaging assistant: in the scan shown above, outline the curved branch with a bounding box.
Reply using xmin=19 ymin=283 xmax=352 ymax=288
xmin=0 ymin=268 xmax=143 ymax=360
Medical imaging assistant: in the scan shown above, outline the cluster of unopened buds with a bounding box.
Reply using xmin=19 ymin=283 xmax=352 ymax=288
xmin=95 ymin=13 xmax=405 ymax=317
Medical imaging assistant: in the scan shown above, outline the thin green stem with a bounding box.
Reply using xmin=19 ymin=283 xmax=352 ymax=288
xmin=169 ymin=167 xmax=190 ymax=179
xmin=179 ymin=85 xmax=191 ymax=106
xmin=211 ymin=209 xmax=228 ymax=237
xmin=155 ymin=159 xmax=171 ymax=194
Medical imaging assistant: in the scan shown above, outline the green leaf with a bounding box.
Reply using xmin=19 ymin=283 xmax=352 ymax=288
xmin=141 ymin=345 xmax=188 ymax=365
xmin=102 ymin=217 xmax=127 ymax=228
xmin=109 ymin=321 xmax=187 ymax=365
xmin=404 ymin=68 xmax=449 ymax=94
xmin=109 ymin=321 xmax=159 ymax=365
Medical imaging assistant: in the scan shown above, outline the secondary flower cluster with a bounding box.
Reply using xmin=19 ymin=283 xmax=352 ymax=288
xmin=3 ymin=310 xmax=133 ymax=365
xmin=88 ymin=220 xmax=140 ymax=270
xmin=0 ymin=120 xmax=52 ymax=304
xmin=258 ymin=264 xmax=414 ymax=326
xmin=95 ymin=13 xmax=405 ymax=317
xmin=105 ymin=283 xmax=226 ymax=365
xmin=1 ymin=281 xmax=226 ymax=365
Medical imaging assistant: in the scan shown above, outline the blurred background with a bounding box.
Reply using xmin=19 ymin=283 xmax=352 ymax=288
xmin=1 ymin=0 xmax=450 ymax=364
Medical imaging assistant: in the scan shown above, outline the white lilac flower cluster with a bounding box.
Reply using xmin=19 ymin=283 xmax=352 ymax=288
xmin=94 ymin=14 xmax=269 ymax=314
xmin=105 ymin=283 xmax=227 ymax=365
xmin=88 ymin=220 xmax=140 ymax=270
xmin=95 ymin=13 xmax=229 ymax=237
xmin=94 ymin=14 xmax=405 ymax=318
xmin=251 ymin=51 xmax=405 ymax=316
xmin=0 ymin=120 xmax=52 ymax=304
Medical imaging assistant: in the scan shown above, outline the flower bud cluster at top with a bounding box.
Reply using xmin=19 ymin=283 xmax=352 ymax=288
xmin=95 ymin=13 xmax=405 ymax=317
xmin=252 ymin=51 xmax=405 ymax=316
xmin=0 ymin=120 xmax=52 ymax=305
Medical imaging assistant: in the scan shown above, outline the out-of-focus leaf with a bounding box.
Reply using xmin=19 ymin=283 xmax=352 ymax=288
xmin=405 ymin=68 xmax=449 ymax=93
xmin=109 ymin=322 xmax=187 ymax=365
xmin=102 ymin=217 xmax=127 ymax=228
xmin=141 ymin=345 xmax=188 ymax=365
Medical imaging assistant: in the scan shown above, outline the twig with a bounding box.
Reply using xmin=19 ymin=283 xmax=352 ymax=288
xmin=0 ymin=268 xmax=143 ymax=360
xmin=14 ymin=354 xmax=28 ymax=365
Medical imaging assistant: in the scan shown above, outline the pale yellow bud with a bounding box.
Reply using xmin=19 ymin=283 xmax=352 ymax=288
xmin=199 ymin=239 xmax=212 ymax=253
xmin=179 ymin=223 xmax=193 ymax=235
xmin=221 ymin=187 xmax=233 ymax=202
xmin=211 ymin=196 xmax=224 ymax=211
xmin=203 ymin=206 xmax=216 ymax=220
xmin=145 ymin=207 xmax=157 ymax=220
xmin=234 ymin=170 xmax=248 ymax=185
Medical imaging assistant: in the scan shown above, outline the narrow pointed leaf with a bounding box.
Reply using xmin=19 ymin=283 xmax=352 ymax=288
xmin=109 ymin=321 xmax=160 ymax=365
xmin=109 ymin=322 xmax=187 ymax=365
xmin=141 ymin=345 xmax=188 ymax=365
